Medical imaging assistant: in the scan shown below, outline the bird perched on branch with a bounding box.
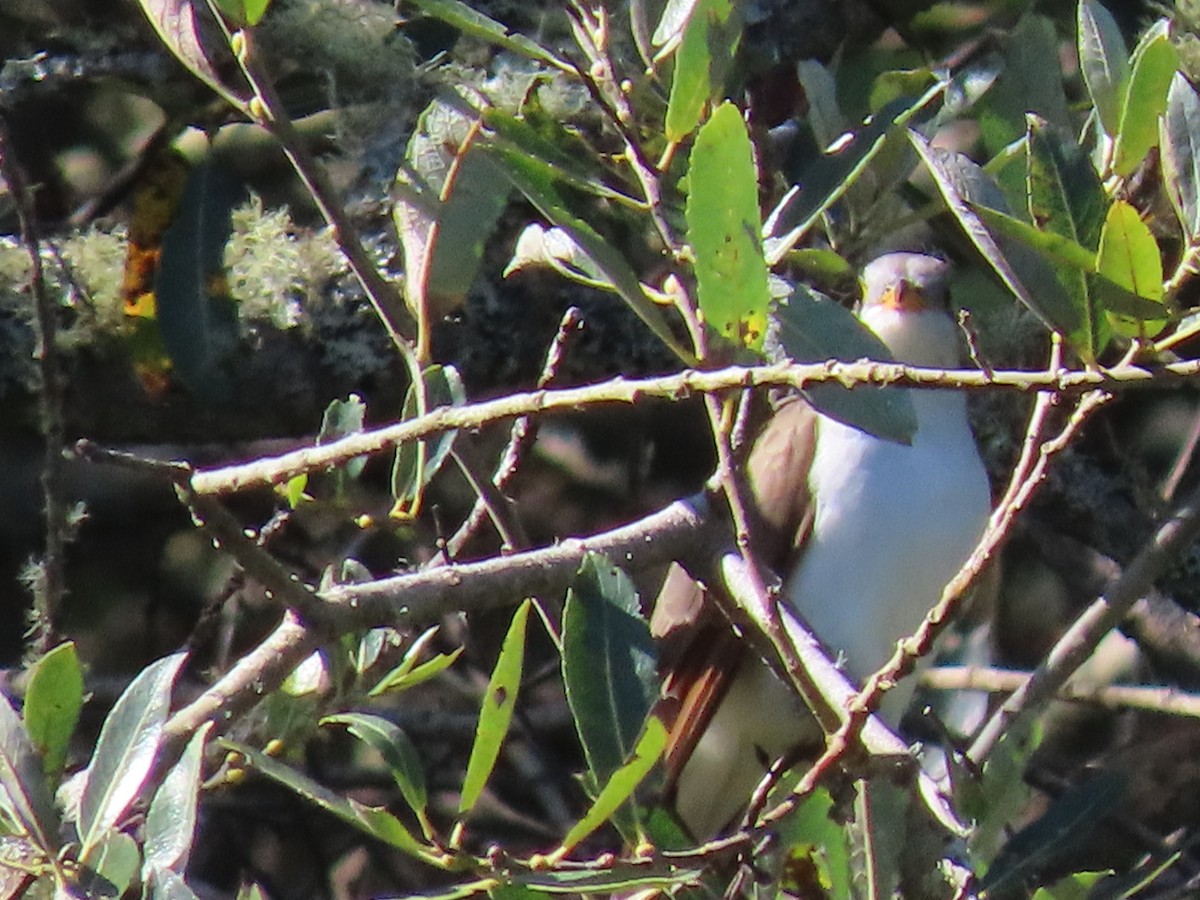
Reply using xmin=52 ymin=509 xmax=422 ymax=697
xmin=652 ymin=252 xmax=992 ymax=839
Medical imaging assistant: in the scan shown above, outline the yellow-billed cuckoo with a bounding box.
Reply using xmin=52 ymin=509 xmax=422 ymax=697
xmin=652 ymin=252 xmax=992 ymax=839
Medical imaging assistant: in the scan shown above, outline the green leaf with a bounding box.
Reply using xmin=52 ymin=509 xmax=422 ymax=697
xmin=512 ymin=864 xmax=702 ymax=894
xmin=1026 ymin=116 xmax=1110 ymax=357
xmin=459 ymin=599 xmax=532 ymax=815
xmin=144 ymin=721 xmax=212 ymax=876
xmin=664 ymin=0 xmax=741 ymax=141
xmin=213 ymin=0 xmax=271 ymax=25
xmin=135 ymin=0 xmax=241 ymax=104
xmin=485 ymin=144 xmax=694 ymax=363
xmin=686 ymin=102 xmax=770 ymax=351
xmin=395 ymin=90 xmax=512 ymax=321
xmin=1112 ymin=19 xmax=1178 ymax=176
xmin=963 ymin=718 xmax=1041 ymax=868
xmin=767 ymin=287 xmax=916 ymax=444
xmin=1097 ymin=199 xmax=1167 ymax=336
xmin=79 ymin=828 xmax=140 ymax=898
xmin=776 ymin=788 xmax=851 ymax=900
xmin=553 ymin=717 xmax=666 ymax=859
xmin=370 ymin=627 xmax=463 ymax=696
xmin=146 ymin=866 xmax=202 ymax=899
xmin=911 ymin=135 xmax=1085 ymax=351
xmin=155 ymin=161 xmax=242 ymax=403
xmin=765 ymin=87 xmax=945 ymax=265
xmin=652 ymin=0 xmax=700 ymax=48
xmin=562 ymin=554 xmax=658 ymax=788
xmin=400 ymin=0 xmax=571 ymax=72
xmin=222 ymin=739 xmax=437 ymax=861
xmin=1077 ymin=0 xmax=1131 ymax=137
xmin=78 ymin=653 xmax=187 ymax=856
xmin=318 ymin=395 xmax=367 ymax=480
xmin=391 ymin=364 xmax=466 ymax=518
xmin=23 ymin=642 xmax=83 ymax=782
xmin=978 ymin=772 xmax=1125 ymax=895
xmin=322 ymin=713 xmax=429 ymax=831
xmin=0 ymin=692 xmax=60 ymax=861
xmin=1160 ymin=73 xmax=1200 ymax=240
xmin=1031 ymin=871 xmax=1111 ymax=900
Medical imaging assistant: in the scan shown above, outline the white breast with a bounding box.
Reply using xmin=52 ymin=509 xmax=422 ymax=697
xmin=783 ymin=388 xmax=991 ymax=719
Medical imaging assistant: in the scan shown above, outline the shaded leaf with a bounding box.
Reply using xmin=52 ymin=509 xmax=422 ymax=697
xmin=222 ymin=739 xmax=437 ymax=861
xmin=79 ymin=828 xmax=140 ymax=898
xmin=1161 ymin=73 xmax=1200 ymax=240
xmin=1031 ymin=870 xmax=1111 ymax=900
xmin=134 ymin=0 xmax=244 ymax=103
xmin=484 ymin=144 xmax=694 ymax=362
xmin=1078 ymin=0 xmax=1131 ymax=138
xmin=1113 ymin=19 xmax=1178 ymax=176
xmin=322 ymin=713 xmax=429 ymax=830
xmin=155 ymin=161 xmax=243 ymax=402
xmin=460 ymin=600 xmax=532 ymax=815
xmin=78 ymin=653 xmax=187 ymax=855
xmin=664 ymin=0 xmax=741 ymax=141
xmin=23 ymin=641 xmax=83 ymax=782
xmin=686 ymin=102 xmax=770 ymax=351
xmin=317 ymin=395 xmax=367 ymax=480
xmin=562 ymin=554 xmax=657 ymax=787
xmin=776 ymin=788 xmax=851 ymax=900
xmin=505 ymin=224 xmax=610 ymax=287
xmin=370 ymin=627 xmax=462 ymax=696
xmin=391 ymin=364 xmax=466 ymax=518
xmin=144 ymin=721 xmax=212 ymax=876
xmin=400 ymin=0 xmax=571 ymax=71
xmin=553 ymin=718 xmax=666 ymax=859
xmin=767 ymin=286 xmax=916 ymax=444
xmin=395 ymin=90 xmax=511 ymax=322
xmin=0 ymin=693 xmax=59 ymax=860
xmin=765 ymin=88 xmax=944 ymax=264
xmin=147 ymin=867 xmax=202 ymax=900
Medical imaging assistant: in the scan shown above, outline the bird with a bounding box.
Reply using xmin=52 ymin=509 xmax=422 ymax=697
xmin=651 ymin=252 xmax=993 ymax=840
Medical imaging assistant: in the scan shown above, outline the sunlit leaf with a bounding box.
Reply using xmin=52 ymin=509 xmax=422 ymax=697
xmin=79 ymin=828 xmax=140 ymax=897
xmin=562 ymin=555 xmax=657 ymax=788
xmin=79 ymin=653 xmax=188 ymax=855
xmin=553 ymin=718 xmax=666 ymax=859
xmin=23 ymin=642 xmax=83 ymax=783
xmin=370 ymin=627 xmax=463 ymax=696
xmin=459 ymin=599 xmax=532 ymax=815
xmin=1112 ymin=19 xmax=1178 ymax=176
xmin=686 ymin=102 xmax=770 ymax=351
xmin=1097 ymin=199 xmax=1167 ymax=337
xmin=400 ymin=0 xmax=571 ymax=71
xmin=0 ymin=693 xmax=59 ymax=861
xmin=664 ymin=0 xmax=741 ymax=141
xmin=213 ymin=0 xmax=271 ymax=26
xmin=134 ymin=0 xmax=246 ymax=103
xmin=144 ymin=721 xmax=212 ymax=876
xmin=147 ymin=866 xmax=202 ymax=900
xmin=1077 ymin=0 xmax=1131 ymax=138
xmin=512 ymin=865 xmax=701 ymax=894
xmin=776 ymin=788 xmax=851 ymax=900
xmin=1160 ymin=73 xmax=1200 ymax=240
xmin=1031 ymin=870 xmax=1111 ymax=900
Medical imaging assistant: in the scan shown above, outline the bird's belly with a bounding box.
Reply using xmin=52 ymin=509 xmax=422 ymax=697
xmin=784 ymin=422 xmax=990 ymax=713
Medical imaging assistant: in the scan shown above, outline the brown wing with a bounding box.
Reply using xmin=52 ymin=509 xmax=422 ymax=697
xmin=651 ymin=396 xmax=819 ymax=789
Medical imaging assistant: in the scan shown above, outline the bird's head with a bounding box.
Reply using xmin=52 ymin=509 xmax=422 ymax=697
xmin=859 ymin=252 xmax=962 ymax=368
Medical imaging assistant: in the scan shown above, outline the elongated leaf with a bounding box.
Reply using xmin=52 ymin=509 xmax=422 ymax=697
xmin=0 ymin=693 xmax=59 ymax=859
xmin=78 ymin=653 xmax=187 ymax=854
xmin=1097 ymin=199 xmax=1167 ymax=336
xmin=322 ymin=713 xmax=429 ymax=828
xmin=401 ymin=0 xmax=571 ymax=72
xmin=460 ymin=600 xmax=532 ymax=815
xmin=652 ymin=0 xmax=700 ymax=47
xmin=1161 ymin=73 xmax=1200 ymax=240
xmin=222 ymin=739 xmax=436 ymax=861
xmin=391 ymin=364 xmax=466 ymax=518
xmin=553 ymin=717 xmax=666 ymax=859
xmin=485 ymin=145 xmax=694 ymax=363
xmin=765 ymin=87 xmax=944 ymax=264
xmin=135 ymin=0 xmax=245 ymax=103
xmin=144 ymin=721 xmax=212 ymax=876
xmin=911 ymin=135 xmax=1083 ymax=346
xmin=513 ymin=864 xmax=701 ymax=894
xmin=562 ymin=555 xmax=657 ymax=787
xmin=686 ymin=102 xmax=770 ymax=351
xmin=155 ymin=161 xmax=242 ymax=402
xmin=23 ymin=641 xmax=83 ymax=782
xmin=147 ymin=866 xmax=202 ymax=900
xmin=1031 ymin=871 xmax=1110 ymax=900
xmin=1112 ymin=19 xmax=1178 ymax=176
xmin=395 ymin=90 xmax=511 ymax=321
xmin=1077 ymin=0 xmax=1130 ymax=137
xmin=664 ymin=0 xmax=740 ymax=141
xmin=1027 ymin=117 xmax=1110 ymax=357
xmin=79 ymin=828 xmax=140 ymax=897
xmin=768 ymin=287 xmax=916 ymax=444
xmin=317 ymin=395 xmax=367 ymax=480
xmin=978 ymin=14 xmax=1072 ymax=155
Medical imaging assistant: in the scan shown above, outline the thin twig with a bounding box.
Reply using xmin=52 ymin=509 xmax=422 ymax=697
xmin=188 ymin=355 xmax=1200 ymax=497
xmin=0 ymin=120 xmax=69 ymax=654
xmin=923 ymin=666 xmax=1200 ymax=718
